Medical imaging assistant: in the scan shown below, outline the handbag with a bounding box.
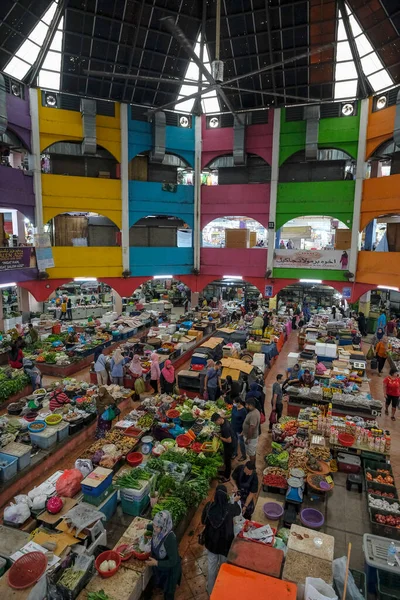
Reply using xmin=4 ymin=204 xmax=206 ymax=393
xmin=260 ymin=413 xmax=266 ymax=425
xmin=370 ymin=357 xmax=378 ymax=370
xmin=102 ymin=406 xmax=116 ymax=421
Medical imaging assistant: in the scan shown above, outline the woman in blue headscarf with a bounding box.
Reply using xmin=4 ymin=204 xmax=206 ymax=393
xmin=146 ymin=510 xmax=182 ymax=600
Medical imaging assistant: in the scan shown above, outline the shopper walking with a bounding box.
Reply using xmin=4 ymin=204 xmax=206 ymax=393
xmin=201 ymin=485 xmax=241 ymax=595
xmin=160 ymin=359 xmax=175 ymax=394
xmin=211 ymin=413 xmax=234 ymax=482
xmin=377 ymin=311 xmax=387 ymax=331
xmin=231 ymin=398 xmax=247 ymax=461
xmin=384 ymin=368 xmax=400 ymax=421
xmin=204 ymin=359 xmax=221 ymax=401
xmin=146 ymin=510 xmax=182 ymax=600
xmin=110 ymin=348 xmax=127 ymax=385
xmin=60 ymin=298 xmax=67 ymax=321
xmin=129 ymin=354 xmax=143 ymax=378
xmin=94 ymin=348 xmax=108 ymax=386
xmin=150 ymin=352 xmax=161 ymax=393
xmin=66 ymin=298 xmax=73 ymax=321
xmin=95 ymin=386 xmax=116 ymax=439
xmin=242 ymin=398 xmax=260 ymax=467
xmin=357 ymin=312 xmax=367 ymax=336
xmin=269 ymin=374 xmax=284 ymax=431
xmin=245 ymin=382 xmax=265 ymax=418
xmin=232 ymin=461 xmax=259 ymax=519
xmin=375 ymin=336 xmax=388 ymax=377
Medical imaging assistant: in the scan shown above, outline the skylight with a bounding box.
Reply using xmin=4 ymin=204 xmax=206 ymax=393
xmin=175 ymin=36 xmax=220 ymax=114
xmin=3 ymin=1 xmax=62 ymax=88
xmin=38 ymin=17 xmax=64 ymax=91
xmin=334 ymin=3 xmax=393 ymax=100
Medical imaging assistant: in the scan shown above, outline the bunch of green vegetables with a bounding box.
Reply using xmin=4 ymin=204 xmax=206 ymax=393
xmin=174 ymin=477 xmax=210 ymax=507
xmin=87 ymin=592 xmax=111 ymax=600
xmin=0 ymin=369 xmax=30 ymax=402
xmin=43 ymin=351 xmax=57 ymax=364
xmin=114 ymin=468 xmax=152 ymax=490
xmin=146 ymin=458 xmax=165 ymax=473
xmin=58 ymin=568 xmax=85 ymax=590
xmin=152 ymin=497 xmax=187 ymax=525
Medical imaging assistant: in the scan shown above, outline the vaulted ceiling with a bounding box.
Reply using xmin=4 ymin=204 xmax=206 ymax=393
xmin=0 ymin=0 xmax=399 ymax=111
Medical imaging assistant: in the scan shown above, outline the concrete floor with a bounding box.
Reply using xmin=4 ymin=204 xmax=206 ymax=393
xmin=34 ymin=329 xmax=399 ymax=598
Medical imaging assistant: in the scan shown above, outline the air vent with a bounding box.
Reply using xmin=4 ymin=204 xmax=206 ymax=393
xmin=220 ymin=114 xmax=234 ymax=128
xmin=387 ymin=87 xmax=399 ymax=108
xmin=320 ymin=103 xmax=341 ymax=118
xmin=96 ymin=100 xmax=115 ymax=117
xmin=3 ymin=75 xmax=24 ymax=100
xmin=248 ymin=111 xmax=269 ymax=124
xmin=285 ymin=106 xmax=303 ymax=122
xmin=59 ymin=94 xmax=80 ymax=111
xmin=131 ymin=104 xmax=148 ymax=121
xmin=165 ymin=112 xmax=178 ymax=127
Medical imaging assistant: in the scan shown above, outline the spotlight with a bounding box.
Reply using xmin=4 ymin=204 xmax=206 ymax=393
xmin=341 ymin=103 xmax=354 ymax=116
xmin=376 ymin=96 xmax=387 ymax=110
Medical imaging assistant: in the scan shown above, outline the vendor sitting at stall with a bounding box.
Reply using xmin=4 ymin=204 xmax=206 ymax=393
xmin=232 ymin=461 xmax=259 ymax=519
xmin=49 ymin=387 xmax=70 ymax=412
xmin=26 ymin=323 xmax=39 ymax=345
xmin=282 ymin=363 xmax=303 ymax=391
xmin=8 ymin=343 xmax=23 ymax=369
xmin=95 ymin=385 xmax=116 ymax=439
xmin=299 ymin=368 xmax=314 ymax=388
xmin=65 ymin=327 xmax=77 ymax=346
xmin=252 ymin=312 xmax=264 ymax=331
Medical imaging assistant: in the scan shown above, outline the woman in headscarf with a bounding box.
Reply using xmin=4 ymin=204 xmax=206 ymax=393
xmin=110 ymin=348 xmax=127 ymax=385
xmin=150 ymin=352 xmax=161 ymax=393
xmin=129 ymin=354 xmax=143 ymax=378
xmin=8 ymin=343 xmax=23 ymax=369
xmin=146 ymin=510 xmax=181 ymax=600
xmin=245 ymin=382 xmax=265 ymax=417
xmin=22 ymin=357 xmax=42 ymax=391
xmin=95 ymin=385 xmax=115 ymax=439
xmin=94 ymin=348 xmax=108 ymax=386
xmin=376 ymin=327 xmax=385 ymax=343
xmin=201 ymin=485 xmax=241 ymax=595
xmin=160 ymin=359 xmax=175 ymax=394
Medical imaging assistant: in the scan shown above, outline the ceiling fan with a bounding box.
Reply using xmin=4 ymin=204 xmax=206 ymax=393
xmin=86 ymin=2 xmax=336 ymax=123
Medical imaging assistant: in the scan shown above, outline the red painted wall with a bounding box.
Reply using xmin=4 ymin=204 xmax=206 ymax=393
xmin=200 ymin=248 xmax=268 ymax=278
xmin=201 ymin=183 xmax=271 ymax=229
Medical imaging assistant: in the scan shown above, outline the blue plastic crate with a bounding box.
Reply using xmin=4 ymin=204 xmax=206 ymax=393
xmin=29 ymin=428 xmax=58 ymax=449
xmin=97 ymin=489 xmax=118 ymax=522
xmin=81 ymin=470 xmax=113 ymax=497
xmin=2 ymin=445 xmax=31 ymax=471
xmin=0 ymin=453 xmax=18 ymax=482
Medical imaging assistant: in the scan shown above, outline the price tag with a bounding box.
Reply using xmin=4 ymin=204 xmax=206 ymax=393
xmin=325 ymin=475 xmax=333 ymax=484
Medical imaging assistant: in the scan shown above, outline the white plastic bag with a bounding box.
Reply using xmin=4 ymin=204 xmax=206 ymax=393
xmin=304 ymin=577 xmax=338 ymax=600
xmin=233 ymin=502 xmax=246 ymax=537
xmin=75 ymin=459 xmax=93 ymax=479
xmin=32 ymin=495 xmax=47 ymax=511
xmin=333 ymin=557 xmax=364 ymax=600
xmin=4 ymin=501 xmax=30 ymax=524
xmin=14 ymin=494 xmax=32 ymax=508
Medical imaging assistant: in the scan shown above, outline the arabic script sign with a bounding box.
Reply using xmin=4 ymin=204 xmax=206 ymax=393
xmin=274 ymin=249 xmax=350 ymax=270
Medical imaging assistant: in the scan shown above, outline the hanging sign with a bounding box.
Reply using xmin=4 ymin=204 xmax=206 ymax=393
xmin=265 ymin=285 xmax=274 ymax=298
xmin=0 ymin=247 xmax=35 ymax=271
xmin=274 ymin=249 xmax=350 ymax=270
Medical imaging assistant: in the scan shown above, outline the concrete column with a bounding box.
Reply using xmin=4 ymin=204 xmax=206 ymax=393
xmin=18 ymin=287 xmax=30 ymax=320
xmin=359 ymin=291 xmax=371 ymax=317
xmin=267 ymin=108 xmax=281 ymax=273
xmin=120 ymin=104 xmax=130 ymax=273
xmin=28 ymin=89 xmax=44 ymax=234
xmin=275 ymin=228 xmax=281 ymax=249
xmin=194 ymin=116 xmax=202 ymax=271
xmin=112 ymin=291 xmax=123 ymax=315
xmin=191 ymin=291 xmax=199 ymax=307
xmin=349 ymin=98 xmax=369 ymax=277
xmin=28 ymin=292 xmax=44 ymax=315
xmin=16 ymin=211 xmax=26 ymax=243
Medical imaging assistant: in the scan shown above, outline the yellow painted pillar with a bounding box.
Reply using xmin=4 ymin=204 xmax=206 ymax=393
xmin=359 ymin=291 xmax=371 ymax=317
xmin=269 ymin=295 xmax=277 ymax=311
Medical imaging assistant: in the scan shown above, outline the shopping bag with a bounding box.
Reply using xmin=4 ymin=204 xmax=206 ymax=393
xmin=260 ymin=413 xmax=266 ymax=424
xmin=370 ymin=357 xmax=378 ymax=370
xmin=304 ymin=577 xmax=338 ymax=600
xmin=269 ymin=410 xmax=277 ymax=425
xmin=366 ymin=345 xmax=374 ymax=360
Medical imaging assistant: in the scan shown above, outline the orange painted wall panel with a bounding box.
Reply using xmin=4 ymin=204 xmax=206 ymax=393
xmin=366 ymin=99 xmax=395 ymax=159
xmin=356 ymin=251 xmax=400 ymax=288
xmin=361 ymin=174 xmax=400 ymax=230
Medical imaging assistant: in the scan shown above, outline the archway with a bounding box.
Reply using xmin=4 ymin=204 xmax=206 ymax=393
xmin=41 ymin=141 xmax=120 ymax=178
xmin=279 ymin=148 xmax=355 ymax=183
xmin=202 ymin=153 xmax=271 ymax=185
xmin=125 ymin=277 xmax=193 ymax=315
xmin=276 ymin=216 xmax=350 ymax=252
xmin=129 ymin=151 xmax=194 ymax=185
xmin=202 ymin=216 xmax=267 ymax=248
xmin=201 ymin=276 xmax=266 ymax=305
xmin=46 ymin=212 xmax=120 ymax=247
xmin=129 ymin=216 xmax=192 ymax=249
xmin=361 ymin=214 xmax=400 ymax=252
xmin=367 ymin=139 xmax=399 ymax=178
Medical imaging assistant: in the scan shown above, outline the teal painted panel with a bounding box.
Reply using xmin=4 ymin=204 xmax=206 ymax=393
xmin=129 ymin=181 xmax=194 ymax=228
xmin=276 ymin=181 xmax=355 ymax=229
xmin=273 ymin=267 xmax=348 ymax=282
xmin=130 ymin=247 xmax=194 ymax=276
xmin=128 ymin=119 xmax=195 ymax=164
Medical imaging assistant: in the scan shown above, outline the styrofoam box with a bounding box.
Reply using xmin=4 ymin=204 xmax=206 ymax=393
xmin=287 ymin=352 xmax=300 ymax=367
xmin=252 ymin=353 xmax=265 ymax=369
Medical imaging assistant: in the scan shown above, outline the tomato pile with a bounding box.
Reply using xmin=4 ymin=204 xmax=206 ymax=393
xmin=375 ymin=513 xmax=400 ymax=528
xmin=366 ymin=471 xmax=395 ymax=486
xmin=368 ymin=488 xmax=395 ymax=498
xmin=263 ymin=474 xmax=287 ymax=488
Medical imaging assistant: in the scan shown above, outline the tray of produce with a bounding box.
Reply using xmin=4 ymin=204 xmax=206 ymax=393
xmin=306 ymin=457 xmax=330 ymax=475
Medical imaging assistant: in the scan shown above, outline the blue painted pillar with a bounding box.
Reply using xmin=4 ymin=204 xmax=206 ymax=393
xmin=364 ymin=219 xmax=376 ymax=250
xmin=275 ymin=228 xmax=281 ymax=249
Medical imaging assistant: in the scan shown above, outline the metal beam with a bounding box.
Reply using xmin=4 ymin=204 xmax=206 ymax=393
xmin=337 ymin=0 xmax=371 ymax=98
xmin=122 ymin=0 xmax=146 ymax=102
xmin=265 ymin=0 xmax=277 ymax=100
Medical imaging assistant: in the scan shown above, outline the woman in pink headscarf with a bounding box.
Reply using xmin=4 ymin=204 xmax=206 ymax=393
xmin=150 ymin=352 xmax=161 ymax=393
xmin=160 ymin=359 xmax=175 ymax=394
xmin=129 ymin=354 xmax=143 ymax=378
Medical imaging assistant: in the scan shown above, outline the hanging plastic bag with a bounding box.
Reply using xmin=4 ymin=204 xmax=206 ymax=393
xmin=135 ymin=377 xmax=145 ymax=395
xmin=304 ymin=577 xmax=338 ymax=600
xmin=333 ymin=557 xmax=364 ymax=600
xmin=56 ymin=469 xmax=83 ymax=498
xmin=366 ymin=345 xmax=374 ymax=360
xmin=75 ymin=459 xmax=93 ymax=479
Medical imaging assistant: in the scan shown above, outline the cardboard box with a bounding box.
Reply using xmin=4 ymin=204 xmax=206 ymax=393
xmin=249 ymin=231 xmax=257 ymax=248
xmin=225 ymin=229 xmax=249 ymax=248
xmin=335 ymin=228 xmax=352 ymax=249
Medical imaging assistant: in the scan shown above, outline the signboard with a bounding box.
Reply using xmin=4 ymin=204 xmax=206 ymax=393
xmin=274 ymin=249 xmax=350 ymax=270
xmin=0 ymin=247 xmax=36 ymax=271
xmin=342 ymin=286 xmax=352 ymax=300
xmin=35 ymin=247 xmax=55 ymax=270
xmin=265 ymin=285 xmax=274 ymax=298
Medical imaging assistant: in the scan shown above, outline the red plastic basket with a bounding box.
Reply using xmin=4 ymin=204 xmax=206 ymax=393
xmin=133 ymin=549 xmax=151 ymax=561
xmin=95 ymin=550 xmax=121 ymax=578
xmin=238 ymin=521 xmax=277 ymax=547
xmin=115 ymin=544 xmax=134 ymax=561
xmin=166 ymin=409 xmax=180 ymax=419
xmin=176 ymin=434 xmax=192 ymax=448
xmin=7 ymin=552 xmax=47 ymax=589
xmin=338 ymin=433 xmax=355 ymax=447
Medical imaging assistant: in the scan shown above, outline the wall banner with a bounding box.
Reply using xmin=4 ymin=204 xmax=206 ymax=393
xmin=274 ymin=249 xmax=350 ymax=270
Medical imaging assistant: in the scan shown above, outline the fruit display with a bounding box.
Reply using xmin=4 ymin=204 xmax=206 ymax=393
xmin=288 ymin=448 xmax=308 ymax=470
xmin=366 ymin=471 xmax=395 ymax=486
xmin=374 ymin=513 xmax=400 ymax=528
xmin=368 ymin=488 xmax=396 ymax=498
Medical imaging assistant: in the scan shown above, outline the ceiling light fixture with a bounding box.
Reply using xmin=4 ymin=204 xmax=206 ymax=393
xmin=377 ymin=285 xmax=399 ymax=291
xmin=223 ymin=275 xmax=243 ymax=280
xmin=376 ymin=96 xmax=387 ymax=110
xmin=0 ymin=282 xmax=17 ymax=289
xmin=299 ymin=279 xmax=323 ymax=284
xmin=153 ymin=275 xmax=173 ymax=279
xmin=341 ymin=103 xmax=354 ymax=116
xmin=74 ymin=277 xmax=97 ymax=282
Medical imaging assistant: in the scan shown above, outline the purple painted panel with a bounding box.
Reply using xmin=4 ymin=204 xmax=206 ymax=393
xmin=6 ymin=93 xmax=31 ymax=151
xmin=0 ymin=268 xmax=38 ymax=285
xmin=0 ymin=166 xmax=35 ymax=222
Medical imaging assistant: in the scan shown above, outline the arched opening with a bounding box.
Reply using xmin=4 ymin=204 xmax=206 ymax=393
xmin=124 ymin=278 xmax=192 ymax=314
xmin=279 ymin=149 xmax=355 ymax=183
xmin=361 ymin=214 xmax=400 ymax=252
xmin=0 ymin=130 xmax=30 ymax=170
xmin=130 ymin=216 xmax=192 ymax=248
xmin=0 ymin=208 xmax=35 ymax=246
xmin=277 ymin=216 xmax=350 ymax=252
xmin=129 ymin=151 xmax=194 ymax=185
xmin=202 ymin=216 xmax=267 ymax=248
xmin=367 ymin=139 xmax=400 ymax=178
xmin=47 ymin=212 xmax=120 ymax=247
xmin=202 ymin=153 xmax=271 ymax=185
xmin=277 ymin=283 xmax=348 ymax=314
xmin=201 ymin=277 xmax=262 ymax=307
xmin=41 ymin=141 xmax=120 ymax=179
xmin=44 ymin=280 xmax=118 ymax=321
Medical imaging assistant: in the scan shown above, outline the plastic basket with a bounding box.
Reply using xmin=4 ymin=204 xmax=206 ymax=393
xmin=29 ymin=429 xmax=57 ymax=450
xmin=0 ymin=453 xmax=18 ymax=482
xmin=363 ymin=458 xmax=390 ymax=472
xmin=377 ymin=570 xmax=400 ymax=600
xmin=367 ymin=481 xmax=398 ymax=499
xmin=7 ymin=552 xmax=47 ymax=589
xmin=334 ymin=569 xmax=366 ymax=600
xmin=121 ymin=494 xmax=149 ymax=517
xmin=56 ymin=565 xmax=94 ymax=600
xmin=369 ymin=508 xmax=400 ymax=541
xmin=95 ymin=550 xmax=121 ymax=578
xmin=56 ymin=422 xmax=70 ymax=443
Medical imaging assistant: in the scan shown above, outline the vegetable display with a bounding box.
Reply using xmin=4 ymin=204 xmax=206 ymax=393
xmin=87 ymin=592 xmax=111 ymax=600
xmin=263 ymin=474 xmax=287 ymax=488
xmin=0 ymin=368 xmax=30 ymax=402
xmin=152 ymin=497 xmax=187 ymax=525
xmin=374 ymin=513 xmax=400 ymax=527
xmin=58 ymin=568 xmax=85 ymax=590
xmin=114 ymin=468 xmax=152 ymax=490
xmin=99 ymin=560 xmax=117 ymax=573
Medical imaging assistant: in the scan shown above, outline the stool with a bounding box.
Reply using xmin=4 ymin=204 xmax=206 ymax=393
xmin=346 ymin=473 xmax=362 ymax=493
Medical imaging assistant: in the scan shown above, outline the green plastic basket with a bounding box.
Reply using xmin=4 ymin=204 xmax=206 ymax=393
xmin=377 ymin=570 xmax=400 ymax=600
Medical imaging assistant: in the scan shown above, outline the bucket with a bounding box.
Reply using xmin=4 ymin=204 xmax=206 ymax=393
xmin=52 ymin=324 xmax=61 ymax=334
